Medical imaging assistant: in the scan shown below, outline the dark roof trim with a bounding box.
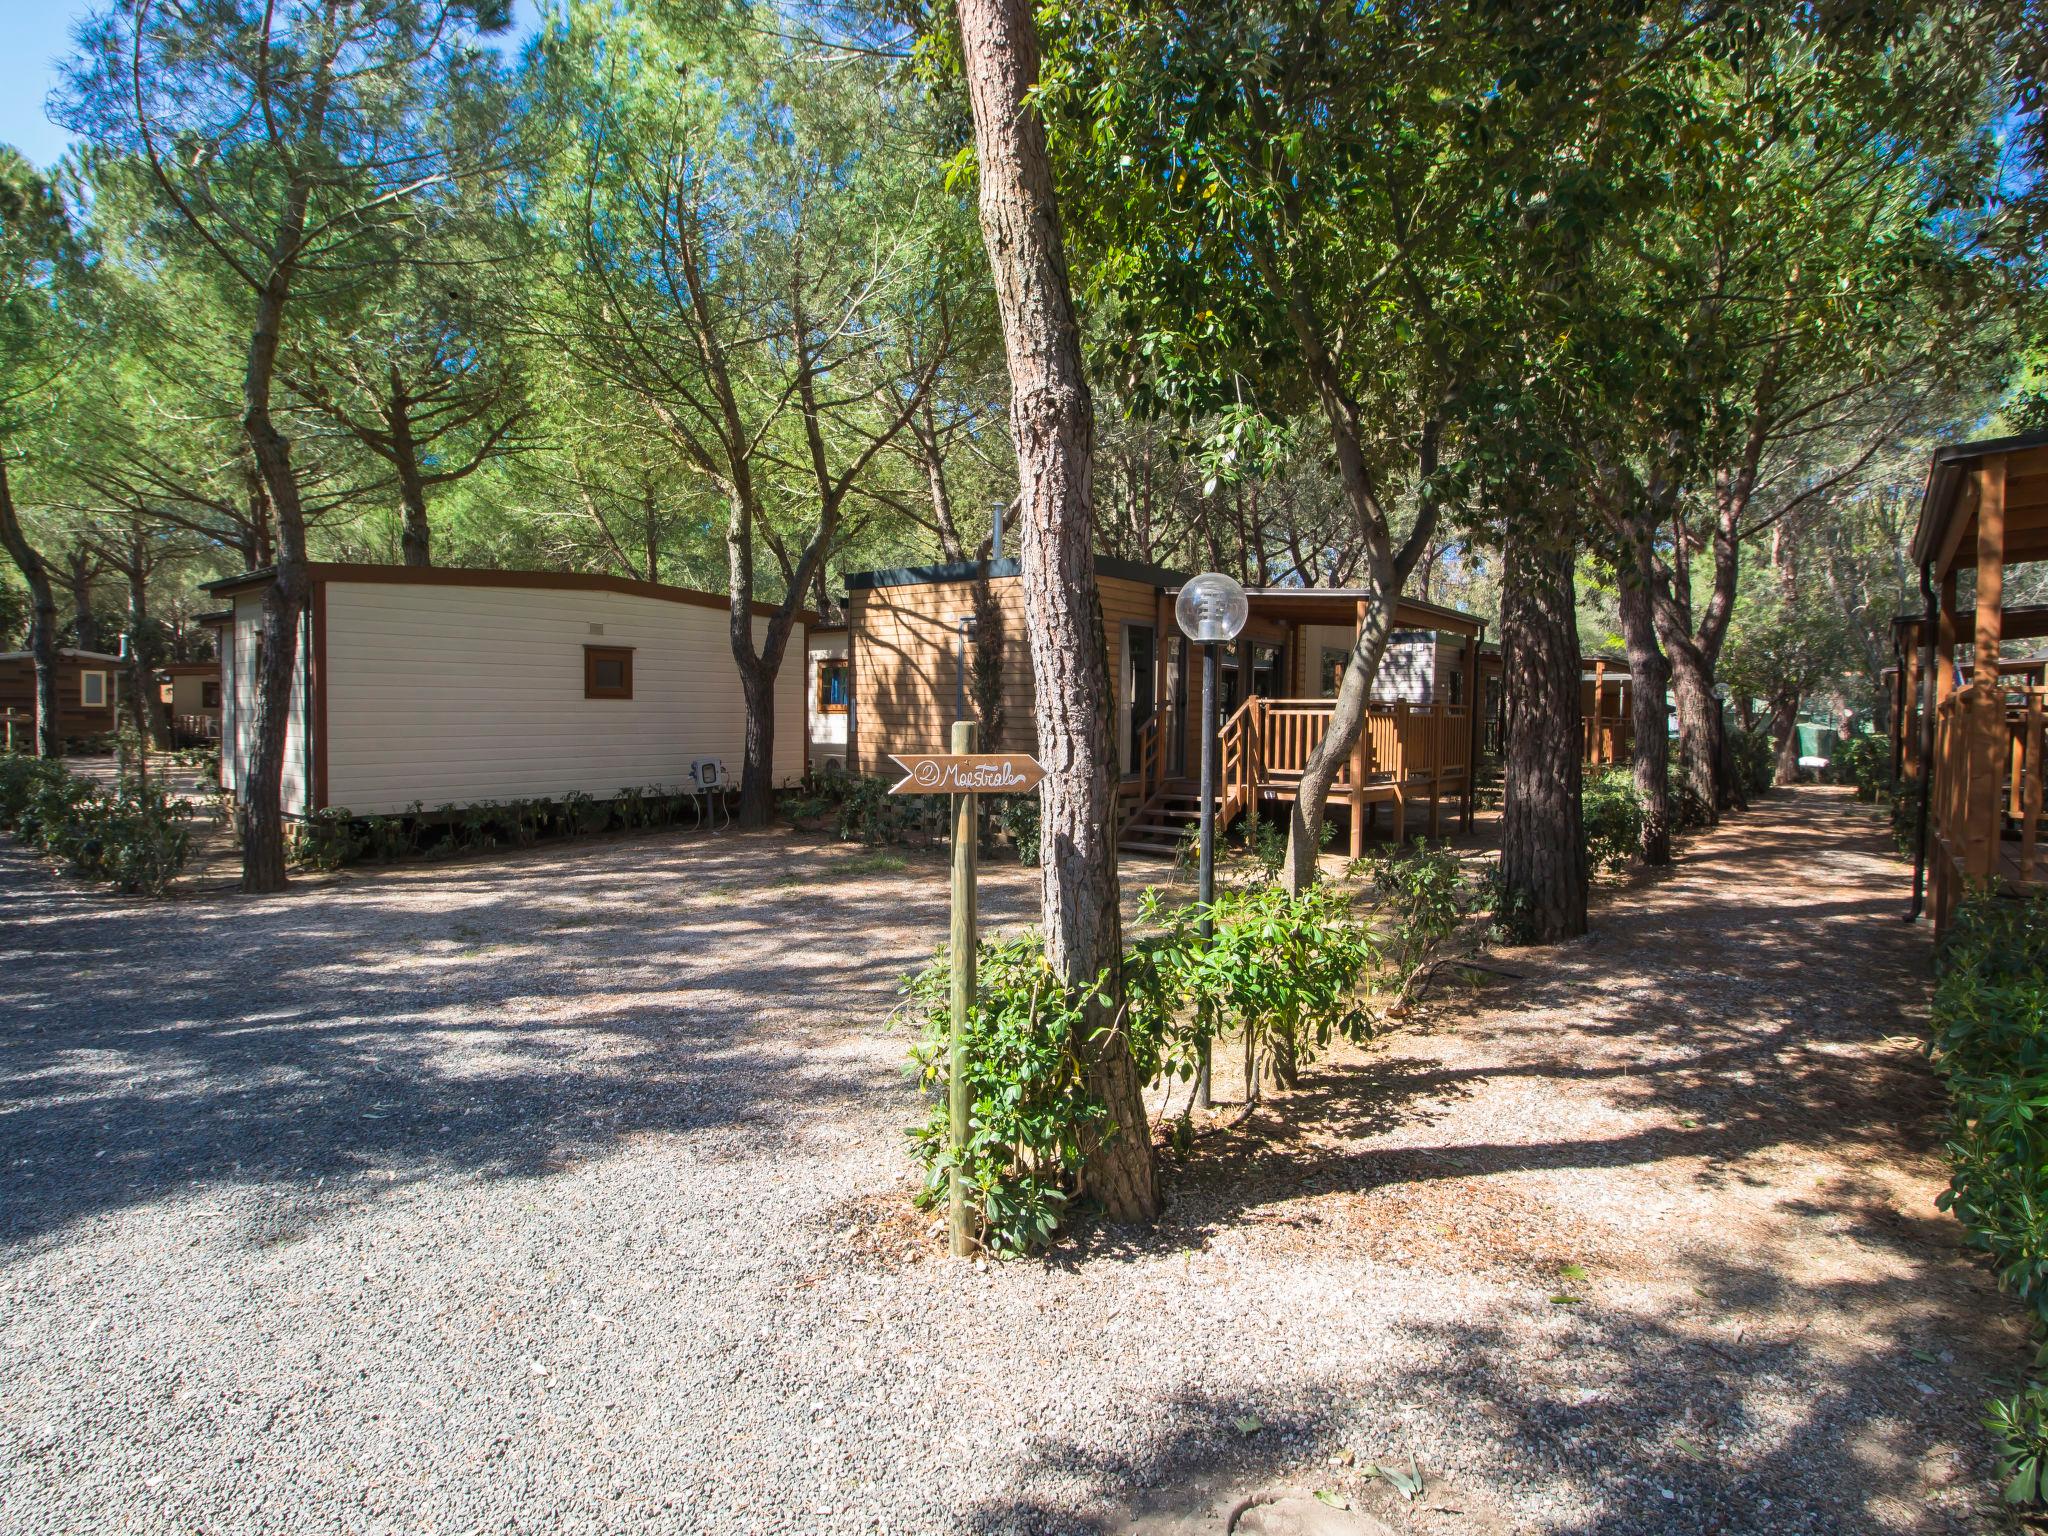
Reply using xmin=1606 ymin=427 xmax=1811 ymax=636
xmin=846 ymin=553 xmax=1191 ymax=592
xmin=1213 ymin=586 xmax=1483 ymax=633
xmin=195 ymin=609 xmax=233 ymax=625
xmin=202 ymin=562 xmax=813 ymax=624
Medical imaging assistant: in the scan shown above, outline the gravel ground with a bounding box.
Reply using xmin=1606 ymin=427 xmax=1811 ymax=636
xmin=0 ymin=787 xmax=2017 ymax=1535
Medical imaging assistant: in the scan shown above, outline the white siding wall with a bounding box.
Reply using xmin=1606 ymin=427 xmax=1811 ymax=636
xmin=321 ymin=581 xmax=804 ymax=816
xmin=807 ymin=631 xmax=849 ymax=764
xmin=1300 ymin=623 xmax=1439 ymax=704
xmin=222 ymin=593 xmax=312 ymax=814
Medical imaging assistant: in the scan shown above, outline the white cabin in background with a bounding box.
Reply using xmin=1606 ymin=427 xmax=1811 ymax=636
xmin=807 ymin=625 xmax=849 ymax=773
xmin=202 ymin=564 xmax=809 ymax=817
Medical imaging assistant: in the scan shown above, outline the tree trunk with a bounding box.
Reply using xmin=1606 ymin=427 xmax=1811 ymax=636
xmin=1282 ymin=583 xmax=1397 ymax=893
xmin=1497 ymin=522 xmax=1586 ymax=943
xmin=125 ymin=556 xmax=171 ymax=747
xmin=1662 ymin=628 xmax=1734 ymax=818
xmin=0 ymin=459 xmax=61 ymax=758
xmin=1614 ymin=536 xmax=1671 ymax=865
xmin=736 ymin=658 xmax=777 ymax=825
xmin=957 ymin=0 xmax=1157 ymax=1222
xmin=64 ymin=548 xmax=99 ymax=652
xmin=388 ymin=368 xmax=432 ymax=567
xmin=1769 ymin=686 xmax=1801 ymax=786
xmin=240 ymin=267 xmax=313 ymax=893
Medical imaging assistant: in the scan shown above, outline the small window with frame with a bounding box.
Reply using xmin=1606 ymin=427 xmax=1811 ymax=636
xmin=202 ymin=680 xmax=221 ymax=709
xmin=816 ymin=657 xmax=848 ymax=714
xmin=584 ymin=645 xmax=634 ymax=700
xmin=80 ymin=670 xmax=109 ymax=709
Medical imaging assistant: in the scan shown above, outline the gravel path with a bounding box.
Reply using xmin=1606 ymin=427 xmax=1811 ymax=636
xmin=0 ymin=788 xmax=2016 ymax=1534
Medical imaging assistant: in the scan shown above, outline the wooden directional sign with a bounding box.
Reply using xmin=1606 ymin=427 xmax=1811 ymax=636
xmin=888 ymin=752 xmax=1045 ymax=796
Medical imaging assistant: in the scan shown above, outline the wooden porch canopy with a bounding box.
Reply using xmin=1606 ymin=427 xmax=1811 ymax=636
xmin=1906 ymin=428 xmax=2048 ymax=928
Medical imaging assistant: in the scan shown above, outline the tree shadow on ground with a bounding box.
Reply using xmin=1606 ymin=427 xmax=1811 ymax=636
xmin=0 ymin=828 xmax=1045 ymax=1246
xmin=954 ymin=1243 xmax=2002 ymax=1534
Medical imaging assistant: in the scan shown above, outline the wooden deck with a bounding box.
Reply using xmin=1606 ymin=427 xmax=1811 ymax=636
xmin=1120 ymin=695 xmax=1477 ymax=858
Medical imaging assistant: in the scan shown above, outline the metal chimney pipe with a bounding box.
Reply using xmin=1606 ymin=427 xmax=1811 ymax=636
xmin=991 ymin=500 xmax=1005 ymax=561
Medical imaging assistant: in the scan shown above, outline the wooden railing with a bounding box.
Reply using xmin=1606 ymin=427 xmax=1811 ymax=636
xmin=1930 ymin=683 xmax=2044 ymax=929
xmin=1119 ymin=711 xmax=1168 ymax=828
xmin=1584 ymin=715 xmax=1633 ymax=766
xmin=1215 ymin=697 xmax=1473 ymax=837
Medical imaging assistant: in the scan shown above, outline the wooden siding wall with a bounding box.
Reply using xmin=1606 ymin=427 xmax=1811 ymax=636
xmin=0 ymin=656 xmax=118 ymax=738
xmin=851 ymin=573 xmax=1161 ymax=774
xmin=321 ymin=581 xmax=804 ymax=816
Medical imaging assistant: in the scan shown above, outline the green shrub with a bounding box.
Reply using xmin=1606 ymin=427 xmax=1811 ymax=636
xmin=903 ymin=882 xmax=1384 ymax=1252
xmin=1728 ymin=725 xmax=1775 ymax=798
xmin=289 ymin=807 xmax=368 ymax=870
xmin=831 ymin=773 xmax=942 ymax=846
xmin=1833 ymin=733 xmax=1893 ymax=802
xmin=0 ymin=757 xmax=191 ymax=894
xmin=1988 ymin=1365 xmax=2048 ymax=1507
xmin=1930 ymin=887 xmax=2048 ymax=1508
xmin=992 ymin=793 xmax=1040 ymax=863
xmin=903 ymin=937 xmax=1123 ymax=1255
xmin=1582 ymin=768 xmax=1645 ymax=874
xmin=1136 ymin=883 xmax=1378 ymax=1101
xmin=1357 ymin=838 xmax=1468 ymax=985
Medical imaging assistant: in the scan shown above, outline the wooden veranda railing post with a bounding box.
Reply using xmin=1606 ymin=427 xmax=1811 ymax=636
xmin=2023 ymin=688 xmax=2042 ymax=887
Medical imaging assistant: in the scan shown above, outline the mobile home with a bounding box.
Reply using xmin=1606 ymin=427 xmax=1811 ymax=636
xmin=201 ymin=564 xmax=808 ymax=817
xmin=0 ymin=647 xmax=121 ymax=741
xmin=844 ymin=556 xmax=1486 ymax=855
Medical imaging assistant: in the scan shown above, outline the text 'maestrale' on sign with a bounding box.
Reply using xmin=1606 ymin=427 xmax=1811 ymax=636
xmin=888 ymin=753 xmax=1046 ymax=796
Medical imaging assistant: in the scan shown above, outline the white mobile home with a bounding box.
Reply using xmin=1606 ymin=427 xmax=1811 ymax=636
xmin=202 ymin=564 xmax=809 ymax=817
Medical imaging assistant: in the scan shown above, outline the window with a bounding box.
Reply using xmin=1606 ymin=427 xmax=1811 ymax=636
xmin=816 ymin=658 xmax=848 ymax=714
xmin=202 ymin=680 xmax=222 ymax=710
xmin=1319 ymin=648 xmax=1349 ymax=697
xmin=79 ymin=670 xmax=108 ymax=709
xmin=584 ymin=645 xmax=634 ymax=699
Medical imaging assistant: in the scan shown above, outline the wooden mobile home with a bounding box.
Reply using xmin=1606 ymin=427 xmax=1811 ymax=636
xmin=201 ymin=564 xmax=808 ymax=818
xmin=0 ymin=647 xmax=121 ymax=742
xmin=844 ymin=556 xmax=1486 ymax=856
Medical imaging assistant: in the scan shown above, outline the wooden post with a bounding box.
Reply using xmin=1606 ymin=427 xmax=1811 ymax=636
xmin=1590 ymin=660 xmax=1606 ymax=766
xmin=1937 ymin=571 xmax=1959 ymax=708
xmin=948 ymin=717 xmax=978 ymax=1259
xmin=2023 ymin=688 xmax=2042 ymax=887
xmin=1970 ymin=461 xmax=2007 ymax=885
xmin=1427 ymin=705 xmax=1444 ymax=836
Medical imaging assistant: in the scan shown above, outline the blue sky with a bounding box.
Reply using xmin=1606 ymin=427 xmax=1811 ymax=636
xmin=0 ymin=0 xmax=544 ymax=170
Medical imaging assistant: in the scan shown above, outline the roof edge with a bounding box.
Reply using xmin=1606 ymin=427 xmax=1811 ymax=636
xmin=201 ymin=563 xmax=815 ymax=625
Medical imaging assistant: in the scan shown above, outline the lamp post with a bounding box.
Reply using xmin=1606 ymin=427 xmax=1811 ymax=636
xmin=1174 ymin=572 xmax=1248 ymax=1110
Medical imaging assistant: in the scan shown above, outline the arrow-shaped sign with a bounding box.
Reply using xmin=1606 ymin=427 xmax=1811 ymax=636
xmin=888 ymin=752 xmax=1046 ymax=796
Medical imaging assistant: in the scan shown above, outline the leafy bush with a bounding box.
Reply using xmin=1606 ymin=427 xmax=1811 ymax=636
xmin=1988 ymin=1365 xmax=2048 ymax=1507
xmin=0 ymin=756 xmax=191 ymax=895
xmin=283 ymin=784 xmax=713 ymax=870
xmin=903 ymin=882 xmax=1384 ymax=1252
xmin=830 ymin=773 xmax=943 ymax=846
xmin=1136 ymin=883 xmax=1378 ymax=1102
xmin=1358 ymin=838 xmax=1468 ymax=985
xmin=1834 ymin=733 xmax=1893 ymax=802
xmin=1728 ymin=725 xmax=1775 ymax=798
xmin=1931 ymin=889 xmax=2048 ymax=1316
xmin=903 ymin=937 xmax=1123 ymax=1255
xmin=993 ymin=793 xmax=1040 ymax=864
xmin=1582 ymin=768 xmax=1645 ymax=874
xmin=1929 ymin=887 xmax=2048 ymax=1507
